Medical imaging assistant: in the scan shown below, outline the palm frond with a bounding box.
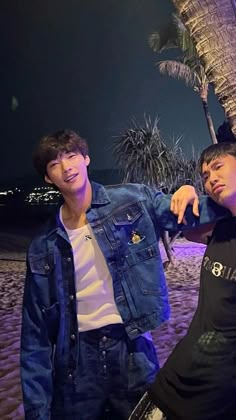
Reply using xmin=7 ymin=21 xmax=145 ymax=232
xmin=148 ymin=32 xmax=161 ymax=52
xmin=174 ymin=15 xmax=197 ymax=57
xmin=148 ymin=18 xmax=180 ymax=53
xmin=149 ymin=13 xmax=209 ymax=90
xmin=158 ymin=60 xmax=196 ymax=86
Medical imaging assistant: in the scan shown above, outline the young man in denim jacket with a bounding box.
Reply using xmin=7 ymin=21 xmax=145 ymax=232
xmin=20 ymin=130 xmax=227 ymax=420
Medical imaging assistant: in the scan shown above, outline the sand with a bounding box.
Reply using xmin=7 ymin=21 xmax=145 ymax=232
xmin=0 ymin=238 xmax=206 ymax=419
xmin=0 ymin=259 xmax=26 ymax=420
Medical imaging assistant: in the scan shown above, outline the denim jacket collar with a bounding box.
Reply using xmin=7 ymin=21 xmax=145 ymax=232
xmin=90 ymin=182 xmax=111 ymax=206
xmin=44 ymin=182 xmax=110 ymax=241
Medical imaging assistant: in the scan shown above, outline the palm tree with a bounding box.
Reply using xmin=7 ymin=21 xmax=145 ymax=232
xmin=149 ymin=14 xmax=217 ymax=144
xmin=171 ymin=0 xmax=236 ymax=137
xmin=113 ymin=116 xmax=177 ymax=191
xmin=113 ymin=115 xmax=203 ymax=265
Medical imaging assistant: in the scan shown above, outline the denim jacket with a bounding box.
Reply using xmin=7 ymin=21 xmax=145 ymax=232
xmin=20 ymin=182 xmax=228 ymax=419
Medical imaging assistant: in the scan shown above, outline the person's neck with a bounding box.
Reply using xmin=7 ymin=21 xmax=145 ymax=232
xmin=61 ymin=181 xmax=92 ymax=229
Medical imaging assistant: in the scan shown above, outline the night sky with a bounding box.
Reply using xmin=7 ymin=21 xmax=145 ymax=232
xmin=0 ymin=0 xmax=225 ymax=185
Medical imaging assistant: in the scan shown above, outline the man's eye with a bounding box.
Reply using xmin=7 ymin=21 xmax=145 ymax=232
xmin=49 ymin=162 xmax=58 ymax=168
xmin=68 ymin=154 xmax=76 ymax=159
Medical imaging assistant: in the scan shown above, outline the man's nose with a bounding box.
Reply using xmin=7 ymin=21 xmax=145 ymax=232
xmin=209 ymin=171 xmax=218 ymax=185
xmin=61 ymin=159 xmax=72 ymax=172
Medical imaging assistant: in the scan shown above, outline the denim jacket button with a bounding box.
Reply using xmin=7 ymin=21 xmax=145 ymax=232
xmin=44 ymin=264 xmax=50 ymax=272
xmin=102 ymin=336 xmax=108 ymax=343
xmin=67 ymin=257 xmax=72 ymax=262
xmin=68 ymin=373 xmax=73 ymax=380
xmin=69 ymin=294 xmax=75 ymax=301
xmin=70 ymin=334 xmax=76 ymax=340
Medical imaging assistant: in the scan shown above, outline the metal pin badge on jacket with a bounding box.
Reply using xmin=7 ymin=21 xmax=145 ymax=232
xmin=128 ymin=230 xmax=145 ymax=245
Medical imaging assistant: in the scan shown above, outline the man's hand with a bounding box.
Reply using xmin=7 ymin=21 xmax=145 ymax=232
xmin=170 ymin=185 xmax=199 ymax=224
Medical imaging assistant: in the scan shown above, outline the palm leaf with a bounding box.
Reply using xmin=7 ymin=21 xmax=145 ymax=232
xmin=148 ymin=31 xmax=178 ymax=53
xmin=158 ymin=60 xmax=196 ymax=86
xmin=149 ymin=13 xmax=209 ymax=89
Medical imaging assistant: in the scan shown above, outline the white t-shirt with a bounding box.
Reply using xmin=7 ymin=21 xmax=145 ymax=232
xmin=60 ymin=208 xmax=123 ymax=331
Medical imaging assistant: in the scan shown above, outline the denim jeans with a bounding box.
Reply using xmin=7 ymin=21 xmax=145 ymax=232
xmin=52 ymin=324 xmax=159 ymax=420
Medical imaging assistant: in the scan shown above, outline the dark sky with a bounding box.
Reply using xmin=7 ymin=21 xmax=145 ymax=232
xmin=0 ymin=0 xmax=224 ymax=185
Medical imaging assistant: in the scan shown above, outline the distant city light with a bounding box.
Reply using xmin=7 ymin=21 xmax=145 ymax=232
xmin=0 ymin=186 xmax=61 ymax=205
xmin=0 ymin=190 xmax=13 ymax=195
xmin=25 ymin=187 xmax=60 ymax=204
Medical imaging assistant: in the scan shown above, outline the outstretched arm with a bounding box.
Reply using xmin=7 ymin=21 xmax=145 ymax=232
xmin=147 ymin=184 xmax=229 ymax=232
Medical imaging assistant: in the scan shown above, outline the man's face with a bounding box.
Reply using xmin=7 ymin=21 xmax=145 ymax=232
xmin=45 ymin=151 xmax=90 ymax=194
xmin=201 ymin=154 xmax=236 ymax=213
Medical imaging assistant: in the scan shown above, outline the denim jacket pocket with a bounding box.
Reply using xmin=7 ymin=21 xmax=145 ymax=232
xmin=28 ymin=252 xmax=58 ymax=312
xmin=125 ymin=243 xmax=159 ymax=266
xmin=29 ymin=253 xmax=55 ymax=275
xmin=112 ymin=201 xmax=143 ymax=225
xmin=124 ymin=243 xmax=163 ymax=295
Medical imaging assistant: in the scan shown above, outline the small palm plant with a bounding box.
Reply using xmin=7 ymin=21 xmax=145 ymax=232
xmin=113 ymin=116 xmax=176 ymax=190
xmin=113 ymin=115 xmax=203 ymax=265
xmin=149 ymin=14 xmax=217 ymax=144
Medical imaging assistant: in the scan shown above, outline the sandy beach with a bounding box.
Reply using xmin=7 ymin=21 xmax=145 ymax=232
xmin=0 ymin=235 xmax=205 ymax=419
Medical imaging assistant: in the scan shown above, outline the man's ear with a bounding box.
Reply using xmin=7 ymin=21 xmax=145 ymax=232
xmin=44 ymin=174 xmax=53 ymax=184
xmin=85 ymin=155 xmax=90 ymax=166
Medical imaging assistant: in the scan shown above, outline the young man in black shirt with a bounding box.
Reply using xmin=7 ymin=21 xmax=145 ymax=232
xmin=129 ymin=142 xmax=236 ymax=420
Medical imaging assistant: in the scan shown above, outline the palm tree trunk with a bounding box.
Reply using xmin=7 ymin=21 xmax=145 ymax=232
xmin=199 ymin=84 xmax=218 ymax=144
xmin=161 ymin=230 xmax=175 ymax=267
xmin=172 ymin=0 xmax=236 ymax=136
xmin=201 ymin=98 xmax=218 ymax=144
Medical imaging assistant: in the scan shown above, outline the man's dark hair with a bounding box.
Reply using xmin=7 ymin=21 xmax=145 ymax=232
xmin=199 ymin=142 xmax=236 ymax=173
xmin=33 ymin=129 xmax=89 ymax=178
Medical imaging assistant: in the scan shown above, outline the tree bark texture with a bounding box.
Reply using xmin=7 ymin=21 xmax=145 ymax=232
xmin=172 ymin=0 xmax=236 ymax=135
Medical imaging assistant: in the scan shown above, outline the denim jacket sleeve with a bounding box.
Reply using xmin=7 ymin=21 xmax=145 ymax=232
xmin=145 ymin=187 xmax=229 ymax=231
xmin=20 ymin=261 xmax=53 ymax=420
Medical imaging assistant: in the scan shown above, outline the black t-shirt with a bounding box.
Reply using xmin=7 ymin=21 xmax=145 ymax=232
xmin=149 ymin=217 xmax=236 ymax=420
